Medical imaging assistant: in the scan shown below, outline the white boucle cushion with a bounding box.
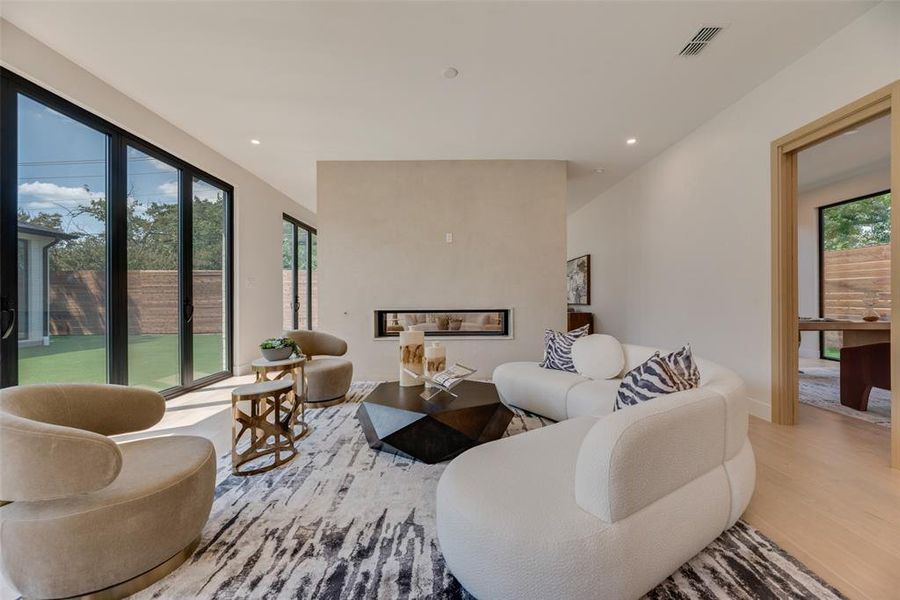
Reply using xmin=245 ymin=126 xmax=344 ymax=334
xmin=571 ymin=334 xmax=625 ymax=380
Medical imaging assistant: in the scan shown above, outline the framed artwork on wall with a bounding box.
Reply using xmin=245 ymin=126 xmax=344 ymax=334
xmin=567 ymin=254 xmax=590 ymax=305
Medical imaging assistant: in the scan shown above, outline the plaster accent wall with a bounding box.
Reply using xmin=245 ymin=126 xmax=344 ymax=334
xmin=318 ymin=160 xmax=567 ymax=380
xmin=567 ymin=2 xmax=900 ymax=420
xmin=0 ymin=20 xmax=315 ymax=373
xmin=797 ymin=166 xmax=890 ymax=358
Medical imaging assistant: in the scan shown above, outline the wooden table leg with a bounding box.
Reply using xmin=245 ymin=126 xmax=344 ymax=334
xmin=840 ymin=342 xmax=891 ymax=411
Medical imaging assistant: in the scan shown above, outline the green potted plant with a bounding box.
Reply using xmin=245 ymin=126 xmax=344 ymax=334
xmin=259 ymin=337 xmax=300 ymax=361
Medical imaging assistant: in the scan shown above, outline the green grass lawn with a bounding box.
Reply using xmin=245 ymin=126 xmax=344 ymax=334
xmin=19 ymin=334 xmax=225 ymax=391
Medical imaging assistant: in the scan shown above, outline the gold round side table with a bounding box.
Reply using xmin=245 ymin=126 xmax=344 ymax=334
xmin=231 ymin=379 xmax=298 ymax=476
xmin=251 ymin=355 xmax=309 ymax=439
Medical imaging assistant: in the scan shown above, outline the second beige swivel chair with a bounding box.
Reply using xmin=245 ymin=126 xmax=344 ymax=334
xmin=284 ymin=330 xmax=353 ymax=406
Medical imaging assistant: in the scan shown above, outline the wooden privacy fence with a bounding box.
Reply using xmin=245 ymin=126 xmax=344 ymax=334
xmin=49 ymin=270 xmax=318 ymax=336
xmin=281 ymin=270 xmax=319 ymax=329
xmin=823 ymin=243 xmax=891 ymax=320
xmin=49 ymin=271 xmax=225 ymax=335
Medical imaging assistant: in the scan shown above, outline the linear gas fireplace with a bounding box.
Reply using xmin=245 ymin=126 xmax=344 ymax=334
xmin=375 ymin=309 xmax=511 ymax=338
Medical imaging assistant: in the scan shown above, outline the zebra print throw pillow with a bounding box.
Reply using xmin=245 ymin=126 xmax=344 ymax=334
xmin=614 ymin=345 xmax=700 ymax=410
xmin=661 ymin=344 xmax=701 ymax=388
xmin=539 ymin=324 xmax=590 ymax=372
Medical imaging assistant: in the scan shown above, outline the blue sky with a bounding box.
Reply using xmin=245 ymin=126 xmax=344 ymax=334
xmin=17 ymin=93 xmax=222 ymax=237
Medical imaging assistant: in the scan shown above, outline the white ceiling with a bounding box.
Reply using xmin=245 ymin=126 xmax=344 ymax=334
xmin=798 ymin=114 xmax=891 ymax=193
xmin=1 ymin=1 xmax=876 ymax=213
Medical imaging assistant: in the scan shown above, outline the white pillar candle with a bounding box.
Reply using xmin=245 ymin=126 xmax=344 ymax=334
xmin=424 ymin=342 xmax=447 ymax=388
xmin=399 ymin=330 xmax=425 ymax=387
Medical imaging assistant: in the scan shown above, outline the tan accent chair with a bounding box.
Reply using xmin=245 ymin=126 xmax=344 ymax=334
xmin=0 ymin=384 xmax=215 ymax=599
xmin=284 ymin=330 xmax=353 ymax=405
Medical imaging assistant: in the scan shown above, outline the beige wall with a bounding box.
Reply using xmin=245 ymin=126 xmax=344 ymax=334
xmin=318 ymin=160 xmax=566 ymax=380
xmin=567 ymin=2 xmax=900 ymax=419
xmin=797 ymin=166 xmax=891 ymax=357
xmin=0 ymin=19 xmax=315 ymax=373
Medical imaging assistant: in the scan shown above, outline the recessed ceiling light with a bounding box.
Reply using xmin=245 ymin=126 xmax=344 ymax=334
xmin=250 ymin=139 xmax=261 ymax=145
xmin=593 ymin=168 xmax=605 ymax=174
xmin=626 ymin=138 xmax=638 ymax=145
xmin=443 ymin=67 xmax=459 ymax=79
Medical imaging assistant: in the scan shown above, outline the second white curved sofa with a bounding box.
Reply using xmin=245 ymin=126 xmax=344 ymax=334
xmin=492 ymin=343 xmax=744 ymax=421
xmin=436 ymin=344 xmax=755 ymax=600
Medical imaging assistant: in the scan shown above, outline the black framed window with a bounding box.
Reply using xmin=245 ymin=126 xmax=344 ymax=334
xmin=817 ymin=189 xmax=891 ymax=360
xmin=0 ymin=69 xmax=234 ymax=398
xmin=282 ymin=214 xmax=316 ymax=331
xmin=16 ymin=239 xmax=27 ymax=341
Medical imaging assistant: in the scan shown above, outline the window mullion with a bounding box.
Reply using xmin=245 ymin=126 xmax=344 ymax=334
xmin=292 ymin=224 xmax=299 ymax=330
xmin=305 ymin=228 xmax=313 ymax=330
xmin=181 ymin=172 xmax=194 ymax=385
xmin=108 ymin=133 xmax=128 ymax=384
xmin=0 ymin=76 xmax=19 ymax=387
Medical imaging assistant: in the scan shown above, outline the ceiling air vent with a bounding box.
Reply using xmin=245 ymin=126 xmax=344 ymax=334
xmin=678 ymin=26 xmax=724 ymax=57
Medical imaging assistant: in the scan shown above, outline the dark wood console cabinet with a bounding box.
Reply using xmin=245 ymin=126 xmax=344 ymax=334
xmin=567 ymin=312 xmax=594 ymax=334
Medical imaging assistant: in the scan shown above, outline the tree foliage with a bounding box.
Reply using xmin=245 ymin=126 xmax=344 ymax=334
xmin=18 ymin=194 xmax=226 ymax=272
xmin=822 ymin=192 xmax=891 ymax=251
xmin=282 ymin=225 xmax=318 ymax=271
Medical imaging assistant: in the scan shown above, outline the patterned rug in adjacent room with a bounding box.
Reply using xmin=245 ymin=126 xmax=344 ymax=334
xmin=134 ymin=382 xmax=846 ymax=600
xmin=800 ymin=367 xmax=891 ymax=428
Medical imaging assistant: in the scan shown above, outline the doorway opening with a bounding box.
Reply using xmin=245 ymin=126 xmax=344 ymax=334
xmin=796 ymin=115 xmax=891 ymax=429
xmin=771 ymin=81 xmax=899 ymax=466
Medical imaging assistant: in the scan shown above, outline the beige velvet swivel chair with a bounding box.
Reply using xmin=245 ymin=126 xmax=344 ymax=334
xmin=284 ymin=330 xmax=353 ymax=406
xmin=0 ymin=384 xmax=215 ymax=599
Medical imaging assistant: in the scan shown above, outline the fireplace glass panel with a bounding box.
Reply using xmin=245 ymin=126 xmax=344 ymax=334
xmin=375 ymin=310 xmax=510 ymax=338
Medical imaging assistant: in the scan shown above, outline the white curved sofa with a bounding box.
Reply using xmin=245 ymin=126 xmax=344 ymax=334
xmin=492 ymin=343 xmax=746 ymax=422
xmin=436 ymin=343 xmax=755 ymax=600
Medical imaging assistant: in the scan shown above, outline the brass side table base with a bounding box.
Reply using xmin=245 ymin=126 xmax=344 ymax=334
xmin=231 ymin=379 xmax=298 ymax=476
xmin=251 ymin=355 xmax=311 ymax=440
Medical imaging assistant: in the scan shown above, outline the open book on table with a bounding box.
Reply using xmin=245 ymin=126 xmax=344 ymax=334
xmin=403 ymin=363 xmax=477 ymax=401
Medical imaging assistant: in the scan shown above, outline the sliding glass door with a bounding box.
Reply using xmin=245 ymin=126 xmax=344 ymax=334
xmin=126 ymin=146 xmax=181 ymax=390
xmin=282 ymin=215 xmax=317 ymax=331
xmin=191 ymin=178 xmax=228 ymax=380
xmin=1 ymin=69 xmax=233 ymax=396
xmin=13 ymin=93 xmax=109 ymax=384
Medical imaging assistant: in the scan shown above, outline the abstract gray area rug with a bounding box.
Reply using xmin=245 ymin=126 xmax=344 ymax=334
xmin=134 ymin=382 xmax=845 ymax=600
xmin=800 ymin=367 xmax=891 ymax=428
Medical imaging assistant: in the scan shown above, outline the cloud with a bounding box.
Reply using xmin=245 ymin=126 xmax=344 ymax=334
xmin=18 ymin=181 xmax=103 ymax=211
xmin=148 ymin=156 xmax=175 ymax=172
xmin=193 ymin=181 xmax=223 ymax=203
xmin=158 ymin=180 xmax=178 ymax=197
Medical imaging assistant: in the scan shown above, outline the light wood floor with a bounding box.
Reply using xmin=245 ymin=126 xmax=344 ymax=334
xmin=140 ymin=384 xmax=900 ymax=599
xmin=5 ymin=382 xmax=892 ymax=600
xmin=745 ymin=403 xmax=900 ymax=600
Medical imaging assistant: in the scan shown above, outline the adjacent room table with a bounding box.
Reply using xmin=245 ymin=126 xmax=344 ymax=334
xmin=357 ymin=380 xmax=513 ymax=464
xmin=798 ymin=319 xmax=890 ymax=347
xmin=798 ymin=319 xmax=892 ymax=410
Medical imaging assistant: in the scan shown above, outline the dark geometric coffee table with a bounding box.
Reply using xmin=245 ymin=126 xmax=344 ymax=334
xmin=357 ymin=380 xmax=514 ymax=464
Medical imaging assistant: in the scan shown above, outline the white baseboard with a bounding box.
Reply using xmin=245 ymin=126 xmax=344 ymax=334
xmin=746 ymin=396 xmax=771 ymax=422
xmin=234 ymin=363 xmax=252 ymax=376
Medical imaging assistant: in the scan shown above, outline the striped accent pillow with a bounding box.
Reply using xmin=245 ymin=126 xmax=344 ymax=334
xmin=539 ymin=324 xmax=591 ymax=372
xmin=661 ymin=344 xmax=700 ymax=388
xmin=614 ymin=345 xmax=699 ymax=410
